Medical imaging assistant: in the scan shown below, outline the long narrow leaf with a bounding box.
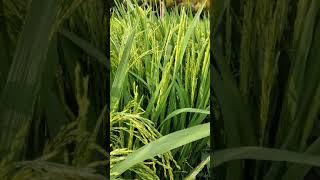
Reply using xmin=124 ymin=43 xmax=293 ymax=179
xmin=59 ymin=29 xmax=108 ymax=69
xmin=213 ymin=147 xmax=320 ymax=168
xmin=0 ymin=0 xmax=57 ymax=160
xmin=111 ymin=123 xmax=210 ymax=176
xmin=159 ymin=108 xmax=209 ymax=128
xmin=110 ymin=29 xmax=136 ymax=112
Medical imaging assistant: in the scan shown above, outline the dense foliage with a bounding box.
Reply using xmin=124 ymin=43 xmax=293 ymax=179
xmin=110 ymin=1 xmax=210 ymax=179
xmin=0 ymin=0 xmax=108 ymax=179
xmin=212 ymin=0 xmax=320 ymax=179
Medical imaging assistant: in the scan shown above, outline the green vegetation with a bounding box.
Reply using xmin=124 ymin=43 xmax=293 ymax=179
xmin=110 ymin=1 xmax=210 ymax=179
xmin=0 ymin=0 xmax=108 ymax=179
xmin=133 ymin=0 xmax=211 ymax=12
xmin=121 ymin=0 xmax=210 ymax=9
xmin=212 ymin=0 xmax=320 ymax=179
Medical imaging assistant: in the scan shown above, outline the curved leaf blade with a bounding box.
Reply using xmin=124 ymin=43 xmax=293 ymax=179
xmin=213 ymin=147 xmax=320 ymax=168
xmin=111 ymin=123 xmax=210 ymax=176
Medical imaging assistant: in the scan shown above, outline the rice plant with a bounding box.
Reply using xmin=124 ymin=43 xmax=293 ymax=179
xmin=212 ymin=0 xmax=320 ymax=179
xmin=110 ymin=0 xmax=210 ymax=179
xmin=0 ymin=0 xmax=109 ymax=179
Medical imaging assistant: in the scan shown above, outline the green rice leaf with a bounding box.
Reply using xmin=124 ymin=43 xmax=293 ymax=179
xmin=59 ymin=29 xmax=108 ymax=69
xmin=213 ymin=147 xmax=320 ymax=168
xmin=159 ymin=108 xmax=210 ymax=128
xmin=184 ymin=155 xmax=210 ymax=180
xmin=0 ymin=0 xmax=58 ymax=160
xmin=110 ymin=123 xmax=210 ymax=176
xmin=110 ymin=29 xmax=136 ymax=112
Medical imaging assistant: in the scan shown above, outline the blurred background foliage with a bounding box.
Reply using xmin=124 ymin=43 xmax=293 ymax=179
xmin=212 ymin=0 xmax=320 ymax=179
xmin=0 ymin=0 xmax=109 ymax=179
